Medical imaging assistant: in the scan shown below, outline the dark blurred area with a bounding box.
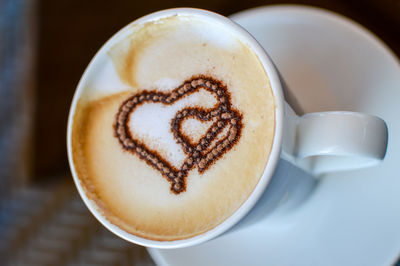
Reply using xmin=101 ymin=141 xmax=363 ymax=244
xmin=0 ymin=0 xmax=399 ymax=265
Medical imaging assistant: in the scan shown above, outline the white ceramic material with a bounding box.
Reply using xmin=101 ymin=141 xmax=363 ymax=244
xmin=67 ymin=7 xmax=388 ymax=249
xmin=282 ymin=104 xmax=387 ymax=175
xmin=148 ymin=5 xmax=400 ymax=266
xmin=67 ymin=8 xmax=286 ymax=249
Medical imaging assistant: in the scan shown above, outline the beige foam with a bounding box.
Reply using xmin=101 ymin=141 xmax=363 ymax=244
xmin=71 ymin=15 xmax=275 ymax=241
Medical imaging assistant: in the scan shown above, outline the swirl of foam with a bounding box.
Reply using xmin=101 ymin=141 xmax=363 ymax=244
xmin=114 ymin=76 xmax=242 ymax=194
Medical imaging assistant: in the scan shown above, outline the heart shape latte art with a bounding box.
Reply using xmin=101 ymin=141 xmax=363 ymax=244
xmin=114 ymin=76 xmax=242 ymax=194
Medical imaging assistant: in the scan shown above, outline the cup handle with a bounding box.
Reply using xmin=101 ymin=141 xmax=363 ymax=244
xmin=281 ymin=102 xmax=388 ymax=175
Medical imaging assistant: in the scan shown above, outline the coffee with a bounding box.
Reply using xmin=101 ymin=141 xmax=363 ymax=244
xmin=71 ymin=14 xmax=275 ymax=241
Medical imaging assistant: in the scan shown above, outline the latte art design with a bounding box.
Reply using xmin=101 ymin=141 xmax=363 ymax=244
xmin=114 ymin=76 xmax=242 ymax=194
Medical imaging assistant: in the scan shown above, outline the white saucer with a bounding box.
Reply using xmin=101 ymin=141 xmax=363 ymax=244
xmin=148 ymin=5 xmax=400 ymax=266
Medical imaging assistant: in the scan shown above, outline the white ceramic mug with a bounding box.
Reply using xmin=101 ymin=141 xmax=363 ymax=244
xmin=67 ymin=8 xmax=388 ymax=249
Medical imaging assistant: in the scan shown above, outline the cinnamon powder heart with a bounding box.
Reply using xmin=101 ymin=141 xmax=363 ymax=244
xmin=114 ymin=76 xmax=242 ymax=194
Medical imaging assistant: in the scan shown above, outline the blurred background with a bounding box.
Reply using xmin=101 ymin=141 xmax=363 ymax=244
xmin=0 ymin=0 xmax=399 ymax=265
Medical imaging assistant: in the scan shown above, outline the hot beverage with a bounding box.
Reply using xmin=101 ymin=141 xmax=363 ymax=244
xmin=70 ymin=13 xmax=275 ymax=241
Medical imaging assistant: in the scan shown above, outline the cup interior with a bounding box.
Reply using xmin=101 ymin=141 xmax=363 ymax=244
xmin=67 ymin=7 xmax=285 ymax=248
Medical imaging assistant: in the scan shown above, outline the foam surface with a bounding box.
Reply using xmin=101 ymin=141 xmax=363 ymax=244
xmin=128 ymin=88 xmax=218 ymax=168
xmin=71 ymin=14 xmax=275 ymax=241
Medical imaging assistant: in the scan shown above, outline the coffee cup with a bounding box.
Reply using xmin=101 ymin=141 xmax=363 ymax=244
xmin=67 ymin=8 xmax=388 ymax=248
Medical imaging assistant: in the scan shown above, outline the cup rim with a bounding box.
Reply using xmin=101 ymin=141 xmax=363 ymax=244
xmin=66 ymin=7 xmax=284 ymax=249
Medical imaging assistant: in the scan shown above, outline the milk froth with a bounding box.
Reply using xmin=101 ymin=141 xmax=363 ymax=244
xmin=71 ymin=13 xmax=275 ymax=241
